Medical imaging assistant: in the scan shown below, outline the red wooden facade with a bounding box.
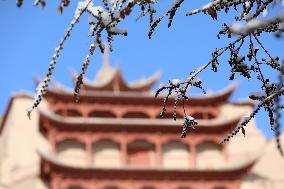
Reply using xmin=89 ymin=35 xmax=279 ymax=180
xmin=38 ymin=56 xmax=255 ymax=189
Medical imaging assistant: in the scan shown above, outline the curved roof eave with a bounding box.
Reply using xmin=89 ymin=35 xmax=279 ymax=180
xmin=70 ymin=67 xmax=119 ymax=89
xmin=39 ymin=150 xmax=257 ymax=178
xmin=45 ymin=81 xmax=238 ymax=105
xmin=83 ymin=69 xmax=161 ymax=92
xmin=38 ymin=108 xmax=242 ymax=129
xmin=70 ymin=63 xmax=162 ymax=92
xmin=186 ymin=81 xmax=238 ymax=101
xmin=128 ymin=70 xmax=162 ymax=91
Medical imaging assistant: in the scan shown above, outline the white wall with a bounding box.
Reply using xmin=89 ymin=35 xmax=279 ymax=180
xmin=93 ymin=140 xmax=120 ymax=167
xmin=162 ymin=141 xmax=189 ymax=169
xmin=0 ymin=95 xmax=49 ymax=188
xmin=57 ymin=140 xmax=86 ymax=166
xmin=196 ymin=142 xmax=223 ymax=169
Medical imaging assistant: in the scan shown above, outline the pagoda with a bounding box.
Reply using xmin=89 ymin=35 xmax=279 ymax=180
xmin=4 ymin=46 xmax=284 ymax=189
xmin=36 ymin=47 xmax=260 ymax=189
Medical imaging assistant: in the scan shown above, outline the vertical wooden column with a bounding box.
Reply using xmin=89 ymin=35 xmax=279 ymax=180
xmin=61 ymin=108 xmax=67 ymax=116
xmin=49 ymin=128 xmax=56 ymax=154
xmin=120 ymin=137 xmax=127 ymax=166
xmin=115 ymin=108 xmax=123 ymax=118
xmin=204 ymin=113 xmax=208 ymax=119
xmin=50 ymin=175 xmax=60 ymax=189
xmin=233 ymin=180 xmax=241 ymax=189
xmin=51 ymin=180 xmax=57 ymax=189
xmin=223 ymin=143 xmax=229 ymax=162
xmin=190 ymin=142 xmax=196 ymax=168
xmin=86 ymin=138 xmax=93 ymax=165
xmin=155 ymin=140 xmax=162 ymax=166
xmin=80 ymin=105 xmax=90 ymax=118
xmin=81 ymin=110 xmax=88 ymax=118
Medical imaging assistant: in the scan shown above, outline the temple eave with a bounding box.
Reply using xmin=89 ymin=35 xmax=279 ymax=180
xmin=83 ymin=70 xmax=161 ymax=92
xmin=40 ymin=151 xmax=256 ymax=180
xmin=38 ymin=108 xmax=241 ymax=134
xmin=45 ymin=82 xmax=238 ymax=105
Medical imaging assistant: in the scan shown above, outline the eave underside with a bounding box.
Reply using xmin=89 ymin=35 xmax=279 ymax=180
xmin=40 ymin=152 xmax=255 ymax=181
xmin=44 ymin=82 xmax=238 ymax=106
xmin=38 ymin=108 xmax=242 ymax=134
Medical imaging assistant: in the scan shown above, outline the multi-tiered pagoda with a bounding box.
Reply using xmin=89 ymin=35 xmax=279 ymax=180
xmin=1 ymin=48 xmax=284 ymax=189
xmin=38 ymin=49 xmax=257 ymax=189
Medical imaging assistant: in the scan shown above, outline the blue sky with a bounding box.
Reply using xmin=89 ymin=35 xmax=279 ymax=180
xmin=0 ymin=1 xmax=283 ymax=137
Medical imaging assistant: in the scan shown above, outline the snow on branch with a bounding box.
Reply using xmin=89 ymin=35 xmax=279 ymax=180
xmin=23 ymin=0 xmax=284 ymax=154
xmin=26 ymin=0 xmax=93 ymax=119
xmin=229 ymin=11 xmax=284 ymax=35
xmin=27 ymin=0 xmax=154 ymax=119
